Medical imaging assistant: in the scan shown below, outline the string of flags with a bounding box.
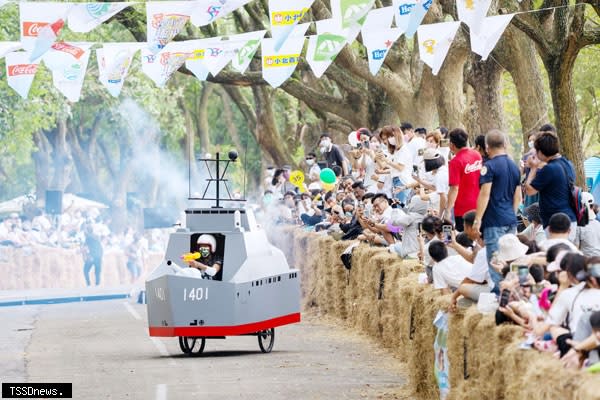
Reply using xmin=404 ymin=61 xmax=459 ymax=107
xmin=0 ymin=0 xmax=526 ymax=101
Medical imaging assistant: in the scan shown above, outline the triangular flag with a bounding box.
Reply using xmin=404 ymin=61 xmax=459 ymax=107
xmin=306 ymin=19 xmax=360 ymax=78
xmin=43 ymin=42 xmax=93 ymax=102
xmin=262 ymin=23 xmax=309 ymax=88
xmin=146 ymin=1 xmax=194 ymax=54
xmin=269 ymin=0 xmax=313 ymax=52
xmin=203 ymin=30 xmax=267 ymax=76
xmin=470 ymin=14 xmax=513 ymax=60
xmin=331 ymin=0 xmax=375 ymax=29
xmin=231 ymin=30 xmax=267 ymax=73
xmin=417 ymin=21 xmax=460 ymax=75
xmin=457 ymin=0 xmax=492 ymax=35
xmin=5 ymin=51 xmax=39 ymax=99
xmin=19 ymin=2 xmax=72 ymax=57
xmin=97 ymin=43 xmax=143 ymax=97
xmin=0 ymin=42 xmax=23 ymax=59
xmin=184 ymin=38 xmax=215 ymax=81
xmin=142 ymin=41 xmax=195 ymax=87
xmin=68 ymin=2 xmax=131 ymax=33
xmin=190 ymin=0 xmax=252 ymax=26
xmin=393 ymin=0 xmax=417 ymax=33
xmin=405 ymin=0 xmax=432 ymax=38
xmin=362 ymin=7 xmax=402 ymax=75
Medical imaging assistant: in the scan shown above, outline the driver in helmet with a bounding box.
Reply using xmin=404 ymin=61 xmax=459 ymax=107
xmin=187 ymin=234 xmax=222 ymax=280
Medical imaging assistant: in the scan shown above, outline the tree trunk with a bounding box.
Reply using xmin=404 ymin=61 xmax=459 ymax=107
xmin=67 ymin=118 xmax=104 ymax=201
xmin=252 ymin=86 xmax=289 ymax=166
xmin=435 ymin=44 xmax=469 ymax=130
xmin=50 ymin=120 xmax=71 ymax=191
xmin=468 ymin=56 xmax=506 ymax=134
xmin=32 ymin=131 xmax=51 ymax=207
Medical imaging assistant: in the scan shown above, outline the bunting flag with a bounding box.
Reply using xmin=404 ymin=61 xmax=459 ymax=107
xmin=306 ymin=19 xmax=360 ymax=78
xmin=0 ymin=42 xmax=23 ymax=59
xmin=20 ymin=2 xmax=72 ymax=60
xmin=331 ymin=0 xmax=375 ymax=29
xmin=393 ymin=0 xmax=417 ymax=33
xmin=68 ymin=2 xmax=132 ymax=33
xmin=470 ymin=14 xmax=513 ymax=60
xmin=417 ymin=21 xmax=460 ymax=75
xmin=43 ymin=42 xmax=92 ymax=102
xmin=190 ymin=0 xmax=253 ymax=26
xmin=262 ymin=23 xmax=309 ymax=87
xmin=362 ymin=7 xmax=402 ymax=75
xmin=97 ymin=43 xmax=142 ymax=97
xmin=230 ymin=30 xmax=267 ymax=73
xmin=142 ymin=41 xmax=194 ymax=87
xmin=184 ymin=38 xmax=214 ymax=81
xmin=5 ymin=51 xmax=40 ymax=99
xmin=405 ymin=0 xmax=432 ymax=38
xmin=146 ymin=1 xmax=194 ymax=54
xmin=456 ymin=0 xmax=492 ymax=35
xmin=269 ymin=0 xmax=313 ymax=52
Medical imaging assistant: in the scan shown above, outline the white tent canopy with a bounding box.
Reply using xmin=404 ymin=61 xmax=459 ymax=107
xmin=0 ymin=193 xmax=108 ymax=215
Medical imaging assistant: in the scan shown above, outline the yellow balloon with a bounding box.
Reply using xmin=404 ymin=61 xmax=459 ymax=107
xmin=322 ymin=182 xmax=335 ymax=191
xmin=289 ymin=170 xmax=305 ymax=187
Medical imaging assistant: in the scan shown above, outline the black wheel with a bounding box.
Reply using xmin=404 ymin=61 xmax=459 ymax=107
xmin=258 ymin=328 xmax=275 ymax=353
xmin=178 ymin=336 xmax=206 ymax=355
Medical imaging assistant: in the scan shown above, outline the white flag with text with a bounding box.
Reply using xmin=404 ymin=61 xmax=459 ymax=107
xmin=470 ymin=14 xmax=513 ymax=60
xmin=68 ymin=2 xmax=131 ymax=33
xmin=97 ymin=43 xmax=143 ymax=97
xmin=191 ymin=0 xmax=252 ymax=26
xmin=457 ymin=0 xmax=492 ymax=35
xmin=306 ymin=19 xmax=360 ymax=78
xmin=5 ymin=51 xmax=40 ymax=99
xmin=362 ymin=7 xmax=402 ymax=75
xmin=417 ymin=21 xmax=460 ymax=76
xmin=0 ymin=42 xmax=23 ymax=59
xmin=146 ymin=1 xmax=194 ymax=54
xmin=142 ymin=41 xmax=195 ymax=87
xmin=230 ymin=30 xmax=267 ymax=73
xmin=269 ymin=0 xmax=313 ymax=51
xmin=331 ymin=0 xmax=375 ymax=29
xmin=44 ymin=42 xmax=93 ymax=102
xmin=393 ymin=0 xmax=417 ymax=33
xmin=19 ymin=2 xmax=72 ymax=59
xmin=405 ymin=0 xmax=432 ymax=38
xmin=262 ymin=23 xmax=309 ymax=87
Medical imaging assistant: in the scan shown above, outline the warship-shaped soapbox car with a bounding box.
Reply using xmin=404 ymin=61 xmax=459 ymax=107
xmin=145 ymin=152 xmax=301 ymax=355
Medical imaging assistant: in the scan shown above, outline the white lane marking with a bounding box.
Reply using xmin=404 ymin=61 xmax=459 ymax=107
xmin=155 ymin=384 xmax=167 ymax=400
xmin=123 ymin=302 xmax=142 ymax=320
xmin=151 ymin=337 xmax=177 ymax=366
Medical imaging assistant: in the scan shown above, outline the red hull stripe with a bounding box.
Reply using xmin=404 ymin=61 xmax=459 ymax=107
xmin=148 ymin=312 xmax=301 ymax=337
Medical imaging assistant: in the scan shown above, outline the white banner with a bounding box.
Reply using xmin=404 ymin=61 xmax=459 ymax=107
xmin=306 ymin=19 xmax=360 ymax=78
xmin=44 ymin=43 xmax=93 ymax=102
xmin=19 ymin=2 xmax=72 ymax=59
xmin=405 ymin=0 xmax=432 ymax=38
xmin=269 ymin=0 xmax=313 ymax=51
xmin=5 ymin=51 xmax=39 ymax=99
xmin=456 ymin=0 xmax=492 ymax=35
xmin=147 ymin=1 xmax=194 ymax=54
xmin=331 ymin=0 xmax=375 ymax=29
xmin=68 ymin=2 xmax=131 ymax=33
xmin=417 ymin=21 xmax=460 ymax=76
xmin=393 ymin=0 xmax=417 ymax=33
xmin=230 ymin=30 xmax=267 ymax=73
xmin=142 ymin=41 xmax=195 ymax=87
xmin=97 ymin=43 xmax=143 ymax=97
xmin=362 ymin=7 xmax=402 ymax=75
xmin=191 ymin=0 xmax=252 ymax=26
xmin=0 ymin=42 xmax=23 ymax=59
xmin=262 ymin=23 xmax=309 ymax=87
xmin=470 ymin=14 xmax=513 ymax=60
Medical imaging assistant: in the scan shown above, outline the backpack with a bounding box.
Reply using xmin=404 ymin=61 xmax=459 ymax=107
xmin=558 ymin=161 xmax=589 ymax=227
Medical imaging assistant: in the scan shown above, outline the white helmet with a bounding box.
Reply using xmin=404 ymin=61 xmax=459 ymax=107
xmin=197 ymin=234 xmax=217 ymax=253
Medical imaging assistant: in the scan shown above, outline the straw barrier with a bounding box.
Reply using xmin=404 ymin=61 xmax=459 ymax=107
xmin=276 ymin=228 xmax=600 ymax=400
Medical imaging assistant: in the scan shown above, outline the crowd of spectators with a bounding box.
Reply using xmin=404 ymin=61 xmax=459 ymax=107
xmin=260 ymin=123 xmax=600 ymax=371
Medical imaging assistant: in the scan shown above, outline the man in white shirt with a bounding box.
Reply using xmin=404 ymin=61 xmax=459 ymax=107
xmin=401 ymin=122 xmax=427 ymax=165
xmin=540 ymin=212 xmax=578 ymax=251
xmin=429 ymin=240 xmax=472 ymax=294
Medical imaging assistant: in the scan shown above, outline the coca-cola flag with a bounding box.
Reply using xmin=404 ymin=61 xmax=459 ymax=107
xmin=142 ymin=41 xmax=195 ymax=87
xmin=97 ymin=43 xmax=143 ymax=97
xmin=362 ymin=7 xmax=402 ymax=75
xmin=0 ymin=42 xmax=23 ymax=60
xmin=20 ymin=2 xmax=72 ymax=58
xmin=147 ymin=1 xmax=195 ymax=54
xmin=191 ymin=0 xmax=252 ymax=27
xmin=45 ymin=43 xmax=93 ymax=102
xmin=417 ymin=21 xmax=460 ymax=75
xmin=68 ymin=2 xmax=132 ymax=33
xmin=5 ymin=51 xmax=40 ymax=99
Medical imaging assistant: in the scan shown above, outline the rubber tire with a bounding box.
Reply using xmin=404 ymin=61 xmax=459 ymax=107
xmin=258 ymin=328 xmax=275 ymax=353
xmin=179 ymin=336 xmax=206 ymax=355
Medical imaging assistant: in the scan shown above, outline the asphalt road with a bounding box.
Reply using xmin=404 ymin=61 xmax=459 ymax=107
xmin=0 ymin=300 xmax=406 ymax=399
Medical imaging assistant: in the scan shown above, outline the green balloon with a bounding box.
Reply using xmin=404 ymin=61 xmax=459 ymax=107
xmin=320 ymin=168 xmax=336 ymax=184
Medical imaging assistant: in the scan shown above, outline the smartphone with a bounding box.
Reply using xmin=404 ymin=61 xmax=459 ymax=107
xmin=412 ymin=165 xmax=419 ymax=174
xmin=417 ymin=222 xmax=422 ymax=233
xmin=499 ymin=289 xmax=511 ymax=307
xmin=440 ymin=139 xmax=450 ymax=147
xmin=518 ymin=265 xmax=529 ymax=286
xmin=442 ymin=225 xmax=452 ymax=244
xmin=418 ymin=148 xmax=425 ymax=156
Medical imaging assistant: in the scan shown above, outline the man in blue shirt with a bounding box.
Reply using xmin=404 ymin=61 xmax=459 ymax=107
xmin=473 ymin=130 xmax=522 ymax=292
xmin=524 ymin=131 xmax=577 ymax=241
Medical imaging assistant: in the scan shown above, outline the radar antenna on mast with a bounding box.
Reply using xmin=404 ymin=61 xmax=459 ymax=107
xmin=188 ymin=151 xmax=246 ymax=208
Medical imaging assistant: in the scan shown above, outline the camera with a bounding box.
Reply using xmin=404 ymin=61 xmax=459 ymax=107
xmin=412 ymin=165 xmax=419 ymax=174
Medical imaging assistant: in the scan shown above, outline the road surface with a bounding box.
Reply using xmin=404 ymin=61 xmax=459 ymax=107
xmin=0 ymin=300 xmax=407 ymax=399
